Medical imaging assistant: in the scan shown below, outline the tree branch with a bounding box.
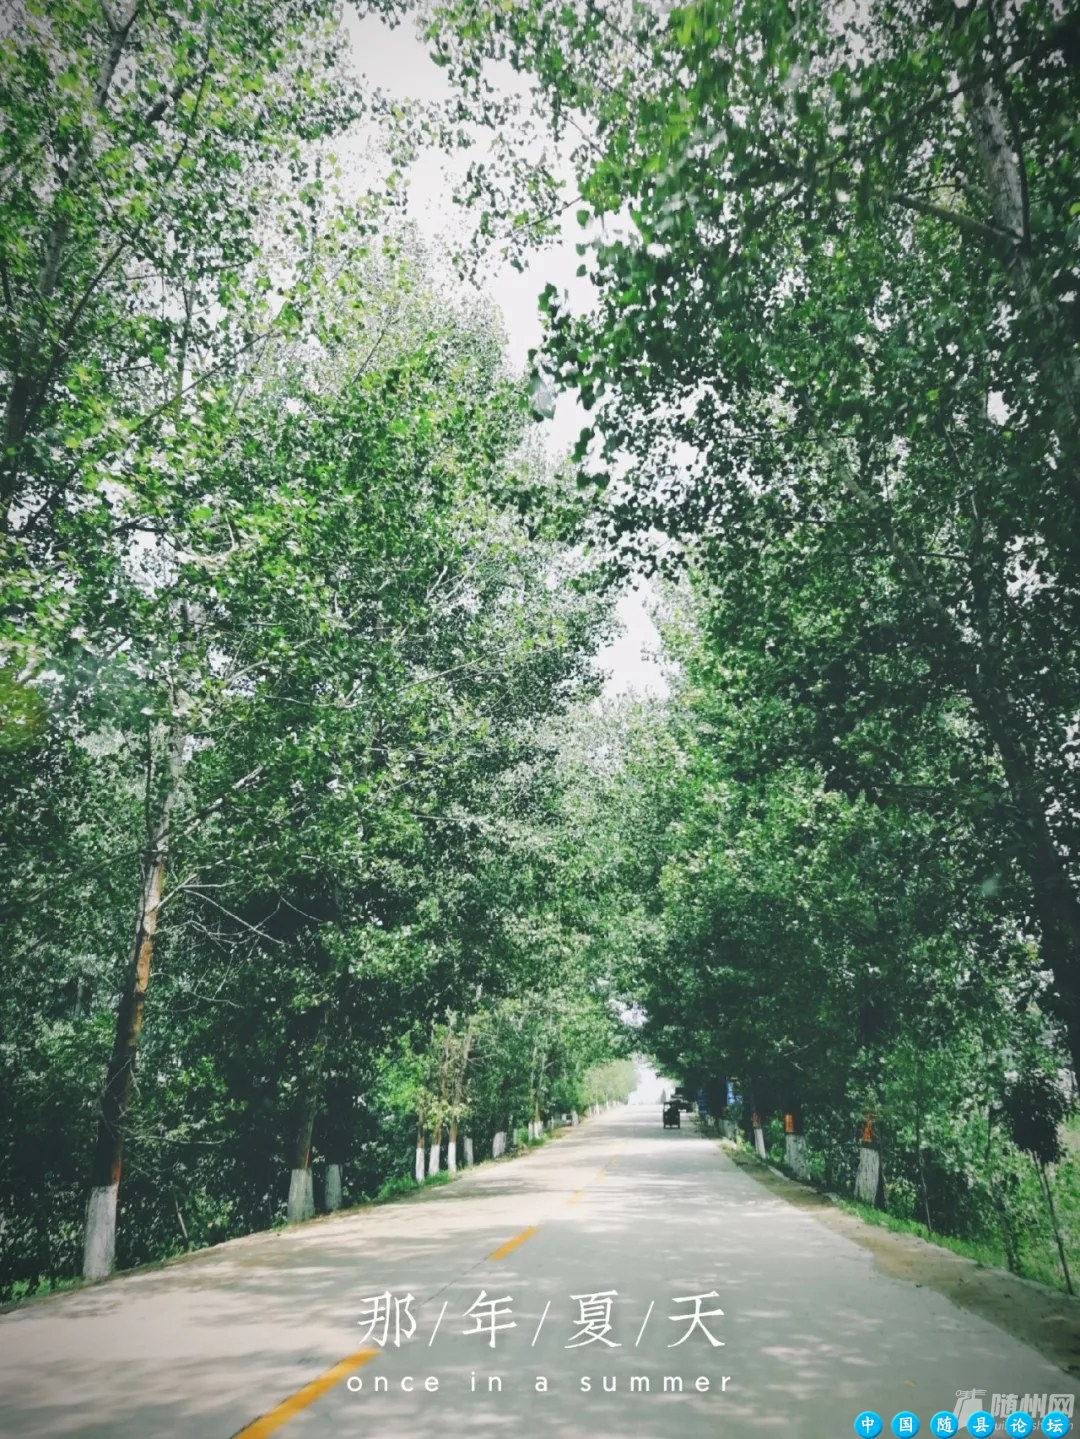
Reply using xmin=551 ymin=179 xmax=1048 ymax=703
xmin=887 ymin=191 xmax=1018 ymax=247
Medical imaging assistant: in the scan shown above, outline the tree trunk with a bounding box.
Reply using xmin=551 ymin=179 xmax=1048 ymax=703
xmin=428 ymin=1127 xmax=441 ymax=1176
xmin=854 ymin=1147 xmax=882 ymax=1206
xmin=854 ymin=1109 xmax=884 ymax=1208
xmin=963 ymin=72 xmax=1080 ymax=477
xmin=752 ymin=1117 xmax=767 ymax=1160
xmin=325 ymin=1163 xmax=342 ymax=1213
xmin=447 ymin=999 xmax=477 ymax=1178
xmin=915 ymin=1106 xmax=933 ymax=1234
xmin=973 ymin=678 xmax=1080 ymax=1072
xmin=321 ymin=1073 xmax=350 ymax=1215
xmin=286 ymin=1090 xmax=318 ymax=1223
xmin=839 ymin=450 xmax=1080 ymax=1075
xmin=1035 ymin=1156 xmax=1075 ymax=1297
xmin=83 ymin=722 xmax=185 ymax=1281
xmin=783 ymin=1109 xmax=810 ymax=1181
xmin=286 ymin=994 xmax=328 ymax=1223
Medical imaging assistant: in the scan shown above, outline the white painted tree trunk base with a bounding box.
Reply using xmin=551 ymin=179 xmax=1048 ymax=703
xmin=753 ymin=1125 xmax=767 ymax=1159
xmin=427 ymin=1143 xmax=440 ymax=1177
xmin=83 ymin=1183 xmax=119 ymax=1281
xmin=854 ymin=1147 xmax=881 ymax=1206
xmin=325 ymin=1163 xmax=342 ymax=1212
xmin=287 ymin=1167 xmax=314 ymax=1222
xmin=785 ymin=1133 xmax=811 ymax=1181
xmin=414 ymin=1145 xmax=425 ymax=1184
xmin=464 ymin=1137 xmax=474 ymax=1166
xmin=492 ymin=1131 xmax=506 ymax=1159
xmin=447 ymin=1139 xmax=457 ymax=1174
xmin=571 ymin=1110 xmax=578 ymax=1126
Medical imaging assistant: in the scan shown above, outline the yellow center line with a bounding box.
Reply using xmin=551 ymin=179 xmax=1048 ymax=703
xmin=488 ymin=1225 xmax=539 ymax=1260
xmin=567 ymin=1188 xmax=587 ymax=1205
xmin=232 ymin=1348 xmax=380 ymax=1439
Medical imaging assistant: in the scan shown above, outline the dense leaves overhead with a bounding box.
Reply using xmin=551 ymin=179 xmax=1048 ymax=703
xmin=422 ymin=0 xmax=1080 ymax=1072
xmin=2 ymin=0 xmax=1077 ymax=1304
xmin=0 ymin=1 xmax=633 ymax=1297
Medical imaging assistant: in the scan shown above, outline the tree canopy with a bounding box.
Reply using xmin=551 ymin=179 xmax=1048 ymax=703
xmin=1 ymin=0 xmax=1076 ymax=1302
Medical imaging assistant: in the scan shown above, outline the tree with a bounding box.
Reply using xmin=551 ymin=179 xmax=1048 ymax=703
xmin=423 ymin=0 xmax=1080 ymax=1075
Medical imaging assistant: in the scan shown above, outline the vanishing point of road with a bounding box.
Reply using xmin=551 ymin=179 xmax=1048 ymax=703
xmin=0 ymin=1106 xmax=1074 ymax=1437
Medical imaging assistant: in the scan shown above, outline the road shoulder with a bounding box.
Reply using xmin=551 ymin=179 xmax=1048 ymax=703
xmin=720 ymin=1143 xmax=1080 ymax=1381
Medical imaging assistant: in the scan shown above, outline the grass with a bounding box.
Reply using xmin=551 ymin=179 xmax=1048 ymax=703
xmin=713 ymin=1122 xmax=1078 ymax=1297
xmin=828 ymin=1195 xmax=1009 ymax=1270
xmin=5 ymin=1274 xmax=80 ymax=1303
xmin=373 ymin=1168 xmax=456 ymax=1203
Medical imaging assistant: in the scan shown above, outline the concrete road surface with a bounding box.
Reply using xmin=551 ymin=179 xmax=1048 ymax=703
xmin=0 ymin=1106 xmax=1074 ymax=1437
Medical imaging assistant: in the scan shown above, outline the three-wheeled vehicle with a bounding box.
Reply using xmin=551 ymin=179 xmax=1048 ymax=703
xmin=662 ymin=1102 xmax=681 ymax=1129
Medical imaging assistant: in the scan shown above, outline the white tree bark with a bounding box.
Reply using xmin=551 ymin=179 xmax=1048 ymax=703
xmin=325 ymin=1163 xmax=342 ymax=1212
xmin=854 ymin=1147 xmax=881 ymax=1206
xmin=414 ymin=1144 xmax=425 ymax=1184
xmin=447 ymin=1138 xmax=457 ymax=1174
xmin=753 ymin=1125 xmax=767 ymax=1160
xmin=785 ymin=1133 xmax=811 ymax=1182
xmin=966 ymin=76 xmax=1079 ymax=423
xmin=287 ymin=1168 xmax=314 ymax=1222
xmin=464 ymin=1136 xmax=474 ymax=1166
xmin=427 ymin=1139 xmax=440 ymax=1176
xmin=83 ymin=1184 xmax=119 ymax=1282
xmin=492 ymin=1131 xmax=505 ymax=1158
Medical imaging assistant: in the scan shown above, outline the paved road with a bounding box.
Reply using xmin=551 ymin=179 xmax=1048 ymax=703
xmin=0 ymin=1107 xmax=1073 ymax=1437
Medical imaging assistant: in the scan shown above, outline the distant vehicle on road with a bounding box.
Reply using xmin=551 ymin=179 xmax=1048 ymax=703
xmin=671 ymin=1087 xmax=694 ymax=1112
xmin=662 ymin=1102 xmax=681 ymax=1129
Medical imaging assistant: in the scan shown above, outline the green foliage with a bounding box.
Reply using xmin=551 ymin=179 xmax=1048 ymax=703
xmin=5 ymin=0 xmax=1080 ymax=1311
xmin=375 ymin=1175 xmax=421 ymax=1203
xmin=1003 ymin=1073 xmax=1072 ymax=1166
xmin=418 ymin=0 xmax=1080 ymax=1296
xmin=0 ymin=0 xmax=633 ymax=1297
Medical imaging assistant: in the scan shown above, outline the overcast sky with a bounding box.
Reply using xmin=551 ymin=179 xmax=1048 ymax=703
xmin=347 ymin=10 xmax=667 ymax=699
